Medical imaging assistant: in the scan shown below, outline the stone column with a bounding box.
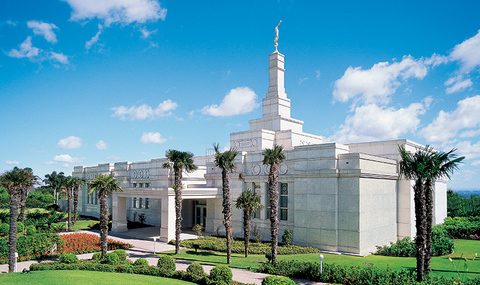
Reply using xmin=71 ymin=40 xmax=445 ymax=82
xmin=111 ymin=195 xmax=128 ymax=232
xmin=160 ymin=195 xmax=175 ymax=242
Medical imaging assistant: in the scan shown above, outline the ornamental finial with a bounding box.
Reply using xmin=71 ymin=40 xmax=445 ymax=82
xmin=274 ymin=20 xmax=282 ymax=51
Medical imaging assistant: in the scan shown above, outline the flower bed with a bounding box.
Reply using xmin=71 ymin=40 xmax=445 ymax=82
xmin=0 ymin=233 xmax=133 ymax=264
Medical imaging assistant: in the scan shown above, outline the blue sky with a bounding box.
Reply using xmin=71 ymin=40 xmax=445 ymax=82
xmin=1 ymin=0 xmax=480 ymax=190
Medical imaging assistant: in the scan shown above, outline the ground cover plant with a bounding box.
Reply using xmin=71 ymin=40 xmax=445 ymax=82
xmin=173 ymin=236 xmax=320 ymax=255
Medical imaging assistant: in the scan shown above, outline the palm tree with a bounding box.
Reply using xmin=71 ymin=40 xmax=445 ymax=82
xmin=0 ymin=167 xmax=34 ymax=272
xmin=88 ymin=174 xmax=123 ymax=256
xmin=234 ymin=189 xmax=263 ymax=257
xmin=18 ymin=167 xmax=37 ymax=225
xmin=163 ymin=150 xmax=198 ymax=255
xmin=398 ymin=145 xmax=464 ymax=282
xmin=213 ymin=143 xmax=238 ymax=264
xmin=61 ymin=176 xmax=74 ymax=231
xmin=44 ymin=171 xmax=65 ymax=205
xmin=423 ymin=148 xmax=464 ymax=275
xmin=263 ymin=144 xmax=285 ymax=264
xmin=72 ymin=177 xmax=86 ymax=225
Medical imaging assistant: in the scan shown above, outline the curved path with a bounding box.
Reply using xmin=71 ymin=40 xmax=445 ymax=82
xmin=0 ymin=229 xmax=327 ymax=285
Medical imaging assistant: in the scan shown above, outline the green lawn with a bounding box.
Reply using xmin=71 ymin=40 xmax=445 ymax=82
xmin=0 ymin=270 xmax=194 ymax=285
xmin=163 ymin=239 xmax=480 ymax=280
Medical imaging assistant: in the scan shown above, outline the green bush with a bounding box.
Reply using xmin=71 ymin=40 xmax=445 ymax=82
xmin=113 ymin=249 xmax=127 ymax=261
xmin=376 ymin=229 xmax=454 ymax=257
xmin=0 ymin=233 xmax=61 ymax=261
xmin=439 ymin=217 xmax=480 ymax=239
xmin=17 ymin=222 xmax=24 ymax=234
xmin=0 ymin=223 xmax=9 ymax=236
xmin=59 ymin=253 xmax=78 ymax=264
xmin=101 ymin=252 xmax=120 ymax=265
xmin=186 ymin=262 xmax=205 ymax=277
xmin=210 ymin=265 xmax=233 ymax=284
xmin=26 ymin=225 xmax=36 ymax=235
xmin=26 ymin=192 xmax=55 ymax=208
xmin=157 ymin=255 xmax=175 ymax=272
xmin=258 ymin=259 xmax=480 ymax=285
xmin=92 ymin=252 xmax=102 ymax=261
xmin=262 ymin=275 xmax=295 ymax=285
xmin=281 ymin=228 xmax=293 ymax=245
xmin=133 ymin=258 xmax=149 ymax=267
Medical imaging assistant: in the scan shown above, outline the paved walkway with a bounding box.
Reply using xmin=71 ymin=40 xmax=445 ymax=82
xmin=0 ymin=228 xmax=327 ymax=285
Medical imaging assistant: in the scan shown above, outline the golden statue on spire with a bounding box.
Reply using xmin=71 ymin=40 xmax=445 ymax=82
xmin=274 ymin=20 xmax=282 ymax=51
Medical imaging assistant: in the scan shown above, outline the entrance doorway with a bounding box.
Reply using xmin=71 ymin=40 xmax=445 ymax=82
xmin=194 ymin=200 xmax=207 ymax=230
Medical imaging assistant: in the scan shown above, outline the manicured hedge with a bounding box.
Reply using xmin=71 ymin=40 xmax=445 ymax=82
xmin=258 ymin=260 xmax=480 ymax=285
xmin=175 ymin=236 xmax=320 ymax=255
xmin=439 ymin=217 xmax=480 ymax=239
xmin=30 ymin=259 xmax=247 ymax=285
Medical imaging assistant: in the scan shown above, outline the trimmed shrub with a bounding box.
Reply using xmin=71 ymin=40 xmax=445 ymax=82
xmin=59 ymin=253 xmax=78 ymax=264
xmin=92 ymin=252 xmax=102 ymax=261
xmin=0 ymin=223 xmax=9 ymax=236
xmin=262 ymin=275 xmax=295 ymax=285
xmin=101 ymin=252 xmax=120 ymax=265
xmin=281 ymin=228 xmax=293 ymax=245
xmin=186 ymin=262 xmax=205 ymax=277
xmin=26 ymin=225 xmax=36 ymax=235
xmin=133 ymin=258 xmax=149 ymax=267
xmin=210 ymin=265 xmax=233 ymax=284
xmin=157 ymin=255 xmax=175 ymax=272
xmin=113 ymin=249 xmax=127 ymax=261
xmin=17 ymin=222 xmax=24 ymax=234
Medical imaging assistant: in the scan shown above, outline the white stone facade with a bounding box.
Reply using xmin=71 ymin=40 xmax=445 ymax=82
xmin=72 ymin=49 xmax=447 ymax=256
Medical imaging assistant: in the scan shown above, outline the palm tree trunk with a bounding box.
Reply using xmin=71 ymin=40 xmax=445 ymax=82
xmin=100 ymin=190 xmax=108 ymax=256
xmin=174 ymin=170 xmax=183 ymax=255
xmin=19 ymin=188 xmax=27 ymax=225
xmin=269 ymin=163 xmax=280 ymax=264
xmin=424 ymin=178 xmax=433 ymax=275
xmin=244 ymin=209 xmax=251 ymax=257
xmin=8 ymin=191 xmax=20 ymax=273
xmin=73 ymin=186 xmax=79 ymax=224
xmin=221 ymin=169 xmax=232 ymax=264
xmin=414 ymin=178 xmax=426 ymax=282
xmin=67 ymin=187 xmax=72 ymax=231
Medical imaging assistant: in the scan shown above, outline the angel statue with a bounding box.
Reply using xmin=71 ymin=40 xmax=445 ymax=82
xmin=274 ymin=20 xmax=282 ymax=50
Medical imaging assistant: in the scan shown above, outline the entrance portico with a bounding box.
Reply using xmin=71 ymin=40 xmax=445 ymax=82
xmin=111 ymin=186 xmax=221 ymax=242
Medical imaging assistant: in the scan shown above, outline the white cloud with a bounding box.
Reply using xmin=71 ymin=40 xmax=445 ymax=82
xmin=328 ymin=102 xmax=426 ymax=143
xmin=445 ymin=75 xmax=472 ymax=94
xmin=63 ymin=0 xmax=167 ymax=26
xmin=85 ymin=26 xmax=102 ymax=50
xmin=315 ymin=70 xmax=321 ymax=79
xmin=27 ymin=20 xmax=59 ymax=43
xmin=450 ymin=29 xmax=480 ymax=73
xmin=472 ymin=160 xmax=480 ymax=167
xmin=6 ymin=21 xmax=17 ymax=26
xmin=111 ymin=99 xmax=178 ymax=120
xmin=96 ymin=140 xmax=108 ymax=150
xmin=7 ymin=36 xmax=40 ymax=59
xmin=53 ymin=154 xmax=85 ymax=164
xmin=50 ymin=52 xmax=69 ymax=64
xmin=107 ymin=155 xmax=121 ymax=161
xmin=451 ymin=140 xmax=480 ymax=160
xmin=140 ymin=132 xmax=167 ymax=144
xmin=140 ymin=28 xmax=156 ymax=38
xmin=424 ymin=53 xmax=448 ymax=67
xmin=5 ymin=160 xmax=20 ymax=165
xmin=298 ymin=77 xmax=308 ymax=84
xmin=333 ymin=55 xmax=429 ymax=106
xmin=419 ymin=95 xmax=480 ymax=142
xmin=460 ymin=129 xmax=480 ymax=138
xmin=201 ymin=87 xmax=259 ymax=116
xmin=57 ymin=136 xmax=83 ymax=149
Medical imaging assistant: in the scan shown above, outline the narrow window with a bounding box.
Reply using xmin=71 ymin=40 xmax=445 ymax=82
xmin=139 ymin=198 xmax=143 ymax=209
xmin=280 ymin=183 xmax=288 ymax=221
xmin=133 ymin=197 xmax=137 ymax=208
xmin=252 ymin=182 xmax=261 ymax=219
xmin=145 ymin=198 xmax=149 ymax=209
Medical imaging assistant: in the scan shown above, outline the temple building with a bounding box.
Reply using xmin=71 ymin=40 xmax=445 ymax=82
xmin=72 ymin=47 xmax=447 ymax=256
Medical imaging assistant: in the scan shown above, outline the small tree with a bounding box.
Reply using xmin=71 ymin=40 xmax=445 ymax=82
xmin=263 ymin=144 xmax=285 ymax=264
xmin=213 ymin=143 xmax=238 ymax=264
xmin=235 ymin=189 xmax=263 ymax=257
xmin=88 ymin=174 xmax=123 ymax=256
